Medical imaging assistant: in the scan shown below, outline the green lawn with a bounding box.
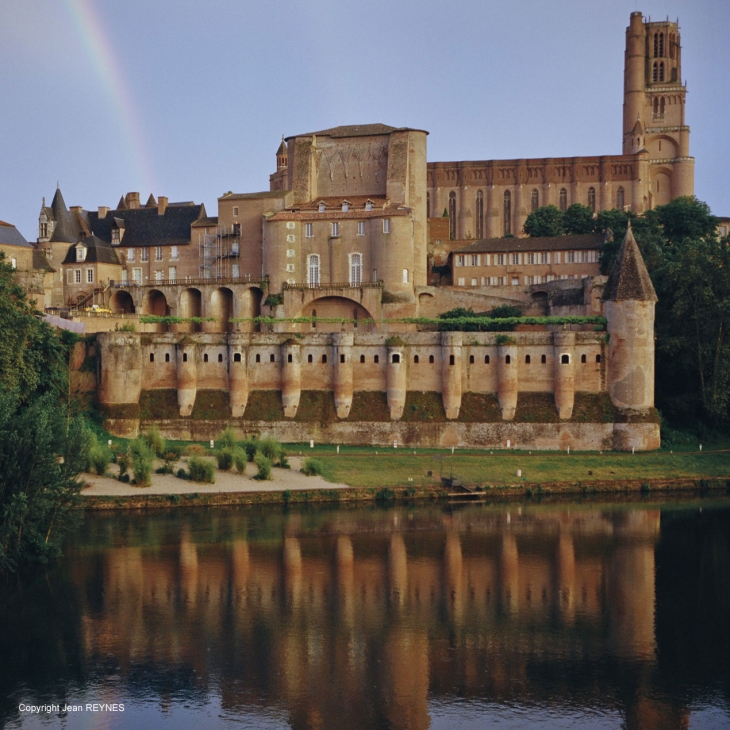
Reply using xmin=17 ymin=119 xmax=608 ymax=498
xmin=306 ymin=448 xmax=730 ymax=488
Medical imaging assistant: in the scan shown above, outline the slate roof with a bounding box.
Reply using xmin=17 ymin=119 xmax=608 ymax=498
xmin=454 ymin=233 xmax=607 ymax=254
xmin=0 ymin=221 xmax=32 ymax=247
xmin=49 ymin=188 xmax=81 ymax=243
xmin=90 ymin=203 xmax=206 ymax=247
xmin=62 ymin=235 xmax=121 ymax=265
xmin=219 ymin=190 xmax=289 ymax=201
xmin=286 ymin=123 xmax=428 ymax=140
xmin=602 ymin=225 xmax=657 ymax=302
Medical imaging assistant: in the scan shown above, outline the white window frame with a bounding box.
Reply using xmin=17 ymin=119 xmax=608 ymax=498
xmin=331 ymin=222 xmax=339 ymax=237
xmin=511 ymin=253 xmax=519 ymax=265
xmin=141 ymin=248 xmax=149 ymax=262
xmin=471 ymin=278 xmax=477 ymax=286
xmin=74 ymin=269 xmax=82 ymax=284
xmin=127 ymin=248 xmax=135 ymax=262
xmin=168 ymin=267 xmax=176 ymax=282
xmin=541 ymin=252 xmax=549 ymax=264
xmin=171 ymin=246 xmax=179 ymax=260
xmin=155 ymin=246 xmax=163 ymax=262
xmin=349 ymin=253 xmax=362 ymax=286
xmin=567 ymin=251 xmax=575 ymax=263
xmin=402 ymin=268 xmax=409 ymax=284
xmin=305 ymin=222 xmax=313 ymax=238
xmin=76 ymin=246 xmax=86 ymax=262
xmin=307 ymin=254 xmax=320 ymax=286
xmin=232 ymin=263 xmax=240 ymax=278
xmin=496 ymin=253 xmax=505 ymax=266
xmin=133 ymin=268 xmax=142 ymax=284
xmin=471 ymin=254 xmax=479 ymax=266
xmin=526 ymin=253 xmax=535 ymax=265
xmin=233 ymin=206 xmax=239 ymax=217
xmin=121 ymin=269 xmax=128 ymax=284
xmin=457 ymin=255 xmax=465 ymax=267
xmin=357 ymin=221 xmax=365 ymax=236
xmin=154 ymin=270 xmax=163 ymax=282
xmin=457 ymin=277 xmax=465 ymax=286
xmin=383 ymin=219 xmax=391 ymax=234
xmin=86 ymin=268 xmax=94 ymax=283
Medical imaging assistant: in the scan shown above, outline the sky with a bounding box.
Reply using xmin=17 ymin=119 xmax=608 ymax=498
xmin=1 ymin=0 xmax=728 ymax=240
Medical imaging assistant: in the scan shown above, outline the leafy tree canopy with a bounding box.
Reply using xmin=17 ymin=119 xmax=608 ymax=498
xmin=523 ymin=205 xmax=565 ymax=237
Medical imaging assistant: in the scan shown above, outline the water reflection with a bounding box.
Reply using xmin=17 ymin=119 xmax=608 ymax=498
xmin=1 ymin=500 xmax=729 ymax=729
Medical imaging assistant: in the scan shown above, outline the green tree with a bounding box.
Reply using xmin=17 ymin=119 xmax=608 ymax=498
xmin=524 ymin=205 xmax=565 ymax=237
xmin=657 ymin=196 xmax=719 ymax=246
xmin=562 ymin=204 xmax=595 ymax=234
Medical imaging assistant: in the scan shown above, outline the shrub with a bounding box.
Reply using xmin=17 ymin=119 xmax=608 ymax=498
xmin=188 ymin=457 xmax=215 ymax=484
xmin=116 ymin=452 xmax=129 ymax=479
xmin=216 ymin=448 xmax=234 ymax=471
xmin=258 ymin=436 xmax=283 ymax=462
xmin=176 ymin=468 xmax=189 ymax=480
xmin=129 ymin=437 xmax=154 ymax=487
xmin=241 ymin=437 xmax=258 ymax=462
xmin=118 ymin=322 xmax=136 ymax=332
xmin=232 ymin=447 xmax=247 ymax=474
xmin=87 ymin=434 xmax=112 ymax=476
xmin=375 ymin=487 xmax=396 ymax=503
xmin=185 ymin=443 xmax=206 ymax=456
xmin=277 ymin=452 xmax=290 ymax=469
xmin=253 ymin=453 xmax=272 ymax=480
xmin=302 ymin=458 xmax=324 ymax=476
xmin=640 ymin=482 xmax=651 ymax=494
xmin=141 ymin=426 xmax=166 ymax=457
xmin=161 ymin=445 xmax=182 ymax=473
xmin=283 ymin=489 xmax=292 ymax=503
xmin=119 ymin=473 xmax=130 ymax=483
xmin=216 ymin=426 xmax=238 ymax=450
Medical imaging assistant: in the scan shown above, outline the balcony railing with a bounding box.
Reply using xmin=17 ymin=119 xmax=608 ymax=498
xmin=283 ymin=281 xmax=383 ymax=291
xmin=110 ymin=275 xmax=268 ymax=289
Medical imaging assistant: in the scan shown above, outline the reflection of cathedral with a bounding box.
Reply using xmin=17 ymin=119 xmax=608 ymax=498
xmin=64 ymin=506 xmax=694 ymax=730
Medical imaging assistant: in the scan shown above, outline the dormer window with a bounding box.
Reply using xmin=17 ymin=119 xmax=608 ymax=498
xmin=318 ymin=201 xmax=326 ymax=213
xmin=111 ymin=228 xmax=120 ymax=244
xmin=365 ymin=200 xmax=373 ymax=212
xmin=341 ymin=200 xmax=350 ymax=212
xmin=76 ymin=246 xmax=86 ymax=262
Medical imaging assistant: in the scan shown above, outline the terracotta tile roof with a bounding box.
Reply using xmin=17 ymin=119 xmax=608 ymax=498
xmin=288 ymin=196 xmax=387 ymax=211
xmin=602 ymin=226 xmax=657 ymax=302
xmin=454 ymin=233 xmax=607 ymax=254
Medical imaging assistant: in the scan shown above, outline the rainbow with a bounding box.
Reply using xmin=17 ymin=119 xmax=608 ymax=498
xmin=63 ymin=0 xmax=156 ymax=195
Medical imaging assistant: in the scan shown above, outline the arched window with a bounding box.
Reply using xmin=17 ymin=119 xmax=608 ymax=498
xmin=449 ymin=355 xmax=455 ymax=366
xmin=670 ymin=33 xmax=676 ymax=59
xmin=426 ymin=192 xmax=431 ymax=218
xmin=653 ymin=62 xmax=659 ymax=82
xmin=659 ymin=62 xmax=665 ymax=82
xmin=448 ymin=191 xmax=456 ymax=239
xmin=581 ymin=354 xmax=587 ymax=363
xmin=311 ymin=308 xmax=317 ymax=329
xmin=218 ymin=353 xmax=223 ymax=362
xmin=429 ymin=355 xmax=434 ymax=364
xmin=349 ymin=253 xmax=362 ymax=285
xmin=541 ymin=354 xmax=546 ymax=364
xmin=402 ymin=269 xmax=409 ymax=284
xmin=525 ymin=355 xmax=531 ymax=364
xmin=660 ymin=96 xmax=665 ymax=115
xmin=255 ymin=354 xmax=260 ymax=363
xmin=596 ymin=354 xmax=602 ymax=363
xmin=654 ymin=97 xmax=659 ymax=115
xmin=150 ymin=353 xmax=155 ymax=363
xmin=321 ymin=354 xmax=327 ymax=363
xmin=559 ymin=188 xmax=567 ymax=211
xmin=616 ymin=186 xmax=625 ymax=210
xmin=287 ymin=353 xmax=293 ymax=363
xmin=561 ymin=354 xmax=570 ymax=364
xmin=340 ymin=354 xmax=345 ymax=363
xmin=234 ymin=353 xmax=241 ymax=362
xmin=308 ymin=354 xmax=313 ymax=363
xmin=484 ymin=355 xmax=490 ymax=364
xmin=476 ymin=190 xmax=484 ymax=239
xmin=531 ymin=189 xmax=539 ymax=212
xmin=183 ymin=353 xmax=188 ymax=362
xmin=165 ymin=353 xmax=170 ymax=362
xmin=503 ymin=190 xmax=511 ymax=236
xmin=308 ymin=254 xmax=320 ymax=286
xmin=360 ymin=355 xmax=365 ymax=363
xmin=505 ymin=355 xmax=511 ymax=364
xmin=587 ymin=187 xmax=596 ymax=212
xmin=204 ymin=353 xmax=208 ymax=363
xmin=414 ymin=355 xmax=419 ymax=364
xmin=653 ymin=32 xmax=659 ymax=58
xmin=270 ymin=354 xmax=275 ymax=363
xmin=671 ymin=67 xmax=677 ymax=82
xmin=469 ymin=355 xmax=474 ymax=364
xmin=659 ymin=32 xmax=664 ymax=57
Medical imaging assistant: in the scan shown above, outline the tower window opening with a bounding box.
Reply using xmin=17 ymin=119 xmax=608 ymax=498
xmin=596 ymin=354 xmax=602 ymax=363
xmin=150 ymin=353 xmax=154 ymax=363
xmin=587 ymin=187 xmax=596 ymax=212
xmin=321 ymin=354 xmax=327 ymax=364
xmin=616 ymin=187 xmax=625 ymax=210
xmin=255 ymin=354 xmax=260 ymax=363
xmin=581 ymin=354 xmax=587 ymax=363
xmin=660 ymin=97 xmax=665 ymax=115
xmin=653 ymin=62 xmax=659 ymax=82
xmin=340 ymin=354 xmax=345 ymax=363
xmin=429 ymin=355 xmax=435 ymax=364
xmin=469 ymin=355 xmax=475 ymax=364
xmin=505 ymin=355 xmax=511 ymax=364
xmin=392 ymin=354 xmax=400 ymax=364
xmin=359 ymin=354 xmax=365 ymax=363
xmin=448 ymin=191 xmax=456 ymax=239
xmin=449 ymin=355 xmax=455 ymax=366
xmin=531 ymin=189 xmax=539 ymax=212
xmin=559 ymin=188 xmax=567 ymax=211
xmin=541 ymin=354 xmax=546 ymax=364
xmin=270 ymin=354 xmax=275 ymax=363
xmin=485 ymin=355 xmax=490 ymax=364
xmin=165 ymin=353 xmax=170 ymax=362
xmin=308 ymin=354 xmax=313 ymax=363
xmin=218 ymin=353 xmax=223 ymax=362
xmin=288 ymin=353 xmax=293 ymax=363
xmin=414 ymin=355 xmax=419 ymax=363
xmin=525 ymin=355 xmax=531 ymax=364
xmin=503 ymin=190 xmax=511 ymax=236
xmin=374 ymin=355 xmax=379 ymax=364
xmin=476 ymin=190 xmax=484 ymax=239
xmin=234 ymin=353 xmax=241 ymax=362
xmin=183 ymin=353 xmax=188 ymax=362
xmin=659 ymin=32 xmax=664 ymax=57
xmin=561 ymin=354 xmax=570 ymax=364
xmin=204 ymin=353 xmax=209 ymax=363
xmin=659 ymin=61 xmax=665 ymax=82
xmin=653 ymin=32 xmax=658 ymax=57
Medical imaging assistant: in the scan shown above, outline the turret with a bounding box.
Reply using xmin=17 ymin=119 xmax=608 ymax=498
xmin=603 ymin=224 xmax=657 ymax=413
xmin=622 ymin=12 xmax=646 ymax=154
xmin=276 ymin=136 xmax=288 ymax=171
xmin=332 ymin=333 xmax=354 ymax=419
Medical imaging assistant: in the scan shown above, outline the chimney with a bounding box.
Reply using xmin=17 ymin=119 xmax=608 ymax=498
xmin=158 ymin=196 xmax=168 ymax=216
xmin=70 ymin=205 xmax=82 ymax=214
xmin=98 ymin=206 xmax=109 ymax=218
xmin=125 ymin=192 xmax=140 ymax=209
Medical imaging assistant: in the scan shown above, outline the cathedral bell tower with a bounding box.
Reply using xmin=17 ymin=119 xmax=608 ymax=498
xmin=622 ymin=12 xmax=693 ymax=205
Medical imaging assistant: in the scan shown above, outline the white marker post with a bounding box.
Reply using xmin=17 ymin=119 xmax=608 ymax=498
xmin=507 ymin=439 xmax=511 ymax=449
xmin=336 ymin=445 xmax=340 ymax=454
xmin=210 ymin=440 xmax=214 ymax=449
xmin=310 ymin=439 xmax=314 ymax=449
xmin=517 ymin=469 xmax=522 ymax=477
xmin=394 ymin=440 xmax=398 ymax=449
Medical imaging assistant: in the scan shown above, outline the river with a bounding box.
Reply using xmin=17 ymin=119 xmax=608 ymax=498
xmin=1 ymin=497 xmax=729 ymax=729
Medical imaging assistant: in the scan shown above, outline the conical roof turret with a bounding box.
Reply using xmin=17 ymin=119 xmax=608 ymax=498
xmin=602 ymin=223 xmax=657 ymax=302
xmin=49 ymin=187 xmax=79 ymax=242
xmin=276 ymin=136 xmax=287 ymax=156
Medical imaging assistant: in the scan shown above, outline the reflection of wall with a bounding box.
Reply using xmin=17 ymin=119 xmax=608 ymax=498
xmin=74 ymin=508 xmax=672 ymax=729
